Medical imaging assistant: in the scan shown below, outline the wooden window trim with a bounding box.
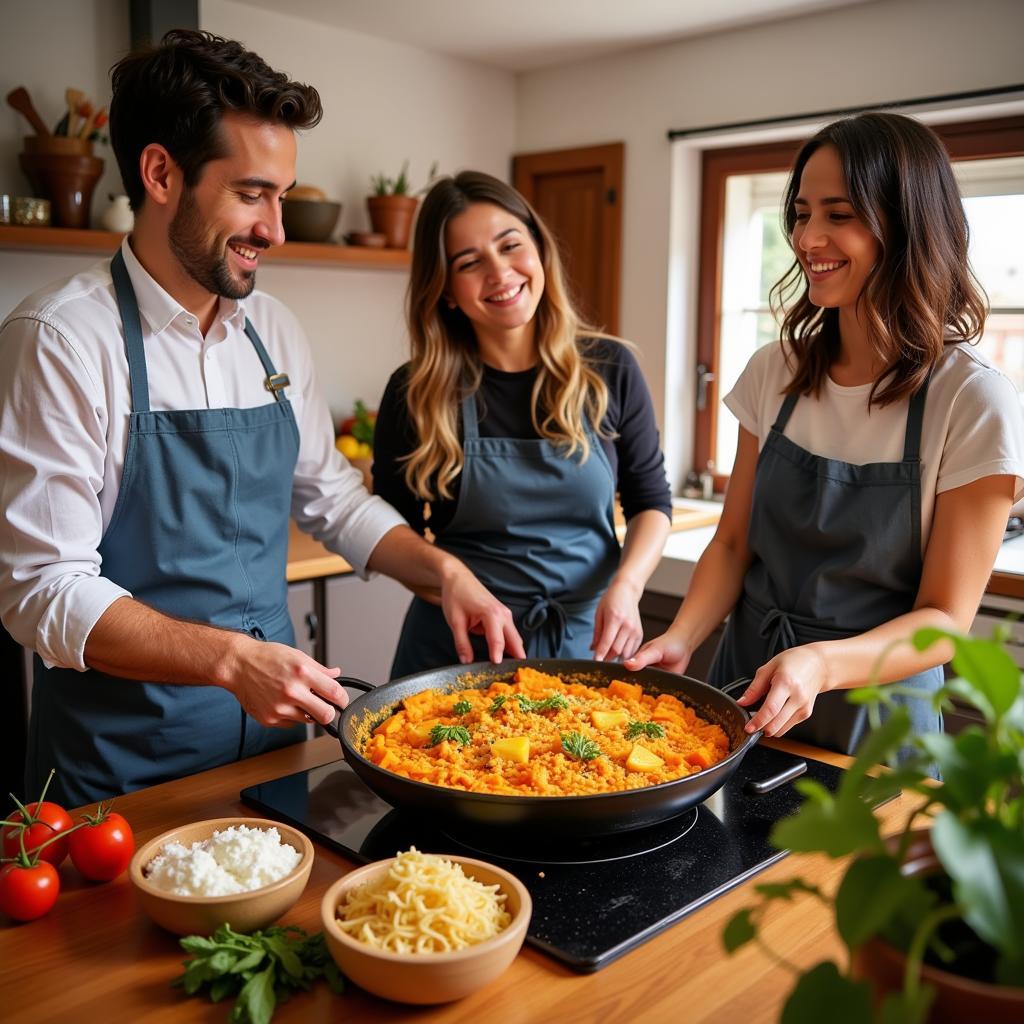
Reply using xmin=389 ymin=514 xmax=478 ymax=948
xmin=693 ymin=115 xmax=1024 ymax=487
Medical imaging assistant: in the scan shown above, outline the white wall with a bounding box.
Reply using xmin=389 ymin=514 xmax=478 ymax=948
xmin=0 ymin=0 xmax=516 ymax=422
xmin=514 ymin=0 xmax=1024 ymax=487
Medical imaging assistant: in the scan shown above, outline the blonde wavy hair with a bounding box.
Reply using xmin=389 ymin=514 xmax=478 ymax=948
xmin=402 ymin=171 xmax=613 ymax=501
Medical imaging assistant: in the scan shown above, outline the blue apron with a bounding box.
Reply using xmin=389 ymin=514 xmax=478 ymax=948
xmin=390 ymin=388 xmax=621 ymax=678
xmin=26 ymin=249 xmax=305 ymax=807
xmin=708 ymin=375 xmax=942 ymax=756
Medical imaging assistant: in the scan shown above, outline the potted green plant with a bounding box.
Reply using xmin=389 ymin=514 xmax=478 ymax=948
xmin=366 ymin=161 xmax=437 ymax=249
xmin=723 ymin=626 xmax=1024 ymax=1023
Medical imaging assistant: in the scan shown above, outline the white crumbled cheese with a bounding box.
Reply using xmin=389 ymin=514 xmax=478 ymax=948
xmin=144 ymin=825 xmax=302 ymax=897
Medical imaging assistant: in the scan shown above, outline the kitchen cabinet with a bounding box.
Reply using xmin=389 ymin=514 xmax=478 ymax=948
xmin=324 ymin=574 xmax=411 ymax=683
xmin=287 ymin=580 xmax=319 ymax=659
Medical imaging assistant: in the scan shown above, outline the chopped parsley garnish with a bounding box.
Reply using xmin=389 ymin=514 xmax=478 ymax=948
xmin=452 ymin=700 xmax=472 ymax=716
xmin=428 ymin=724 xmax=471 ymax=747
xmin=626 ymin=721 xmax=666 ymax=740
xmin=560 ymin=732 xmax=601 ymax=761
xmin=515 ymin=693 xmax=570 ymax=714
xmin=488 ymin=695 xmax=507 ymax=713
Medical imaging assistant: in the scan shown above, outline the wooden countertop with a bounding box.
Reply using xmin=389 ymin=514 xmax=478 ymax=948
xmin=1 ymin=735 xmax=917 ymax=1023
xmin=286 ymin=502 xmax=722 ymax=583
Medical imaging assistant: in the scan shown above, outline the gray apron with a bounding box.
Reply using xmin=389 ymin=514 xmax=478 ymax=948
xmin=390 ymin=389 xmax=621 ymax=678
xmin=27 ymin=249 xmax=305 ymax=807
xmin=707 ymin=376 xmax=942 ymax=756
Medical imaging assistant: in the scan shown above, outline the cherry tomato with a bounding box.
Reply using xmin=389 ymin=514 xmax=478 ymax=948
xmin=0 ymin=861 xmax=60 ymax=921
xmin=68 ymin=810 xmax=135 ymax=881
xmin=2 ymin=801 xmax=74 ymax=866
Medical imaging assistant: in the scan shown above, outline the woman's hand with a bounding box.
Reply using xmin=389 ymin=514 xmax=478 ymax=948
xmin=439 ymin=564 xmax=526 ymax=665
xmin=591 ymin=578 xmax=644 ymax=661
xmin=623 ymin=627 xmax=694 ymax=675
xmin=739 ymin=644 xmax=830 ymax=737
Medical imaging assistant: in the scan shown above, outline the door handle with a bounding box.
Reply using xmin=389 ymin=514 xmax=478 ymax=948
xmin=696 ymin=363 xmax=716 ymax=411
xmin=304 ymin=612 xmax=319 ymax=642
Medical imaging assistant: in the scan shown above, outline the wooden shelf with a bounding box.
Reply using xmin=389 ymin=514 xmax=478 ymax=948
xmin=0 ymin=225 xmax=410 ymax=269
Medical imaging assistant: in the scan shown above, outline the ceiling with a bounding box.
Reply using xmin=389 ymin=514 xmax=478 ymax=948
xmin=234 ymin=0 xmax=877 ymax=72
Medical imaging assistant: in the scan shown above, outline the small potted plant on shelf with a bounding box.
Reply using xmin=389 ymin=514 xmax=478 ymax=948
xmin=723 ymin=626 xmax=1024 ymax=1023
xmin=366 ymin=161 xmax=437 ymax=249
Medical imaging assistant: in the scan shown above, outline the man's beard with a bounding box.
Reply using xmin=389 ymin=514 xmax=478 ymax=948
xmin=168 ymin=188 xmax=260 ymax=300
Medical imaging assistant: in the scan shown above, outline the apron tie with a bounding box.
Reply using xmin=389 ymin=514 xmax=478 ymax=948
xmin=758 ymin=607 xmax=797 ymax=657
xmin=521 ymin=596 xmax=574 ymax=656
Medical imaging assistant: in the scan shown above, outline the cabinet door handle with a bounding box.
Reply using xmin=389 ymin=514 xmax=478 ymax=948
xmin=304 ymin=612 xmax=319 ymax=642
xmin=696 ymin=363 xmax=716 ymax=411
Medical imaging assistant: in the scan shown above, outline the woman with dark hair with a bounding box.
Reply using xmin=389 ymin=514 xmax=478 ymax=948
xmin=374 ymin=171 xmax=673 ymax=676
xmin=627 ymin=113 xmax=1024 ymax=754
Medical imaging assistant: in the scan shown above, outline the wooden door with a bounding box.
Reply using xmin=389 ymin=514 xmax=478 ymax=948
xmin=513 ymin=142 xmax=624 ymax=335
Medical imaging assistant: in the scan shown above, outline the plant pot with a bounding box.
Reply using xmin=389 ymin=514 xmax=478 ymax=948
xmin=851 ymin=831 xmax=1024 ymax=1023
xmin=366 ymin=194 xmax=418 ymax=249
xmin=19 ymin=141 xmax=104 ymax=229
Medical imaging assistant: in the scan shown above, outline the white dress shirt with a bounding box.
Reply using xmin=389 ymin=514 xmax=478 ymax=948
xmin=0 ymin=239 xmax=405 ymax=670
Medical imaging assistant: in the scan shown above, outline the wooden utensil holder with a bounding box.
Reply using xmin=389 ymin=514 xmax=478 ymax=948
xmin=19 ymin=136 xmax=104 ymax=229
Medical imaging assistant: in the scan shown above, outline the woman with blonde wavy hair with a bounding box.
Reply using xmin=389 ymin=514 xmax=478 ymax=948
xmin=374 ymin=171 xmax=672 ymax=677
xmin=628 ymin=113 xmax=1024 ymax=758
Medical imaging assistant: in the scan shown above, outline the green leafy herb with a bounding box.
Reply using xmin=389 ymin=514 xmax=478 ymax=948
xmin=625 ymin=721 xmax=666 ymax=740
xmin=488 ymin=695 xmax=507 ymax=713
xmin=428 ymin=724 xmax=471 ymax=747
xmin=516 ymin=693 xmax=571 ymax=714
xmin=560 ymin=732 xmax=601 ymax=761
xmin=174 ymin=924 xmax=344 ymax=1024
xmin=452 ymin=700 xmax=472 ymax=716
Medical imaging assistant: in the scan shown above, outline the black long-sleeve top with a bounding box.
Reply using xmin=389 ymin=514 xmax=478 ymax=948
xmin=372 ymin=338 xmax=672 ymax=535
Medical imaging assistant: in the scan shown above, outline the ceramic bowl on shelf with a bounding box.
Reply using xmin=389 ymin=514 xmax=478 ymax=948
xmin=281 ymin=198 xmax=342 ymax=243
xmin=344 ymin=231 xmax=387 ymax=248
xmin=320 ymin=854 xmax=531 ymax=1004
xmin=128 ymin=816 xmax=313 ymax=936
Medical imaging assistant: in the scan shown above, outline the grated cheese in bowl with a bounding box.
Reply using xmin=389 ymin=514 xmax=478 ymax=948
xmin=144 ymin=824 xmax=302 ymax=897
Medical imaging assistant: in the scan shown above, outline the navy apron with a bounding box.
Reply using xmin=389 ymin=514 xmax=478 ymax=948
xmin=707 ymin=376 xmax=942 ymax=757
xmin=26 ymin=249 xmax=305 ymax=807
xmin=390 ymin=388 xmax=621 ymax=678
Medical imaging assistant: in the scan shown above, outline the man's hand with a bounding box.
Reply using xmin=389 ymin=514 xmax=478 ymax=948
xmin=219 ymin=634 xmax=349 ymax=727
xmin=623 ymin=626 xmax=694 ymax=675
xmin=439 ymin=563 xmax=526 ymax=665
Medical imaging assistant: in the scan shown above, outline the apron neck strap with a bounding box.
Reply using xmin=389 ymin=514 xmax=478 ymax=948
xmin=110 ymin=249 xmax=151 ymax=414
xmin=460 ymin=389 xmax=480 ymax=440
xmin=770 ymin=391 xmax=800 ymax=433
xmin=902 ymin=369 xmax=932 ymax=462
xmin=243 ymin=319 xmax=290 ymax=402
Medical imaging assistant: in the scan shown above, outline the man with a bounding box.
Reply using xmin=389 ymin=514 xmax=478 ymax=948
xmin=0 ymin=30 xmax=524 ymax=807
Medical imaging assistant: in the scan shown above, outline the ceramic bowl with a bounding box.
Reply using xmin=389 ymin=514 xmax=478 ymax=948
xmin=321 ymin=855 xmax=531 ymax=1004
xmin=344 ymin=231 xmax=387 ymax=248
xmin=129 ymin=816 xmax=313 ymax=936
xmin=281 ymin=198 xmax=342 ymax=242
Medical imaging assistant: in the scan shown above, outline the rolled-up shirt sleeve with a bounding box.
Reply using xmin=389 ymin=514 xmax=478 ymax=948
xmin=285 ymin=314 xmax=406 ymax=576
xmin=0 ymin=316 xmax=131 ymax=670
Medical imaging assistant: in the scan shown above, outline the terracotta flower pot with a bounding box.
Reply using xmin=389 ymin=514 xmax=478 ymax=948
xmin=19 ymin=137 xmax=104 ymax=229
xmin=366 ymin=194 xmax=418 ymax=249
xmin=851 ymin=831 xmax=1024 ymax=1023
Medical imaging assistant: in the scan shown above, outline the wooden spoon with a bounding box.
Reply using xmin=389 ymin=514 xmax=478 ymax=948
xmin=6 ymin=86 xmax=50 ymax=136
xmin=66 ymin=88 xmax=85 ymax=137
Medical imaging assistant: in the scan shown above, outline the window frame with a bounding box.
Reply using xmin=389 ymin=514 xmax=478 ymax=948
xmin=693 ymin=115 xmax=1024 ymax=489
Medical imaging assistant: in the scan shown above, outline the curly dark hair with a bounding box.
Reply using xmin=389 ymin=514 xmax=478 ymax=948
xmin=109 ymin=29 xmax=322 ymax=210
xmin=771 ymin=112 xmax=987 ymax=407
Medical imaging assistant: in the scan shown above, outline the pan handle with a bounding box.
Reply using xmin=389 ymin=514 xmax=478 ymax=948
xmin=720 ymin=677 xmax=752 ymax=697
xmin=320 ymin=675 xmax=376 ymax=739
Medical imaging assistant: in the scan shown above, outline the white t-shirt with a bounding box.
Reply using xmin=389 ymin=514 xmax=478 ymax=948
xmin=0 ymin=240 xmax=405 ymax=671
xmin=724 ymin=341 xmax=1024 ymax=551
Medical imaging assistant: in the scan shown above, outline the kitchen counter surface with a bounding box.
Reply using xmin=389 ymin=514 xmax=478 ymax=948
xmin=1 ymin=735 xmax=918 ymax=1024
xmin=289 ymin=498 xmax=1024 ymax=599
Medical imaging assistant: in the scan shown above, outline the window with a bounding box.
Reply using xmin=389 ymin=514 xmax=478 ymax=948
xmin=694 ymin=117 xmax=1024 ymax=484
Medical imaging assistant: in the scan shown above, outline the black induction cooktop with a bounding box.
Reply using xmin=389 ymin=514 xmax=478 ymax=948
xmin=241 ymin=745 xmax=844 ymax=972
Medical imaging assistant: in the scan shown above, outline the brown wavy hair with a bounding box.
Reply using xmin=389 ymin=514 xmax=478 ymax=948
xmin=110 ymin=29 xmax=322 ymax=211
xmin=402 ymin=171 xmax=614 ymax=501
xmin=770 ymin=112 xmax=987 ymax=406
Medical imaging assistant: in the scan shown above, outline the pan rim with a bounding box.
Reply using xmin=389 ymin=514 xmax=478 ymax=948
xmin=338 ymin=659 xmax=760 ymax=805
